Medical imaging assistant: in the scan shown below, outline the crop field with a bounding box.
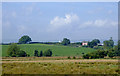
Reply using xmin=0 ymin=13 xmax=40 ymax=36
xmin=1 ymin=57 xmax=120 ymax=74
xmin=1 ymin=44 xmax=96 ymax=57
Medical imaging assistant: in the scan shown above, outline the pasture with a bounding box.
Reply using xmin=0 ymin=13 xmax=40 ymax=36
xmin=2 ymin=57 xmax=120 ymax=74
xmin=1 ymin=44 xmax=96 ymax=57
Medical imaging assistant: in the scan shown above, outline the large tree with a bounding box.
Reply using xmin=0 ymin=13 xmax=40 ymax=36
xmin=7 ymin=43 xmax=20 ymax=57
xmin=103 ymin=37 xmax=114 ymax=49
xmin=7 ymin=43 xmax=28 ymax=57
xmin=88 ymin=39 xmax=100 ymax=48
xmin=62 ymin=38 xmax=70 ymax=45
xmin=19 ymin=35 xmax=32 ymax=44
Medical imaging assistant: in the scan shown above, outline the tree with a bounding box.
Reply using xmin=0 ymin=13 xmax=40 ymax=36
xmin=82 ymin=50 xmax=107 ymax=59
xmin=62 ymin=38 xmax=70 ymax=45
xmin=34 ymin=50 xmax=39 ymax=57
xmin=7 ymin=43 xmax=28 ymax=57
xmin=103 ymin=37 xmax=114 ymax=49
xmin=108 ymin=50 xmax=115 ymax=58
xmin=44 ymin=49 xmax=52 ymax=57
xmin=39 ymin=51 xmax=43 ymax=57
xmin=83 ymin=54 xmax=90 ymax=59
xmin=88 ymin=39 xmax=100 ymax=48
xmin=19 ymin=35 xmax=32 ymax=44
xmin=18 ymin=50 xmax=27 ymax=57
xmin=7 ymin=43 xmax=20 ymax=57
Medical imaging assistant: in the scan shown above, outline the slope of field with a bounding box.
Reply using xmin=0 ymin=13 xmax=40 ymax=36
xmin=1 ymin=44 xmax=96 ymax=57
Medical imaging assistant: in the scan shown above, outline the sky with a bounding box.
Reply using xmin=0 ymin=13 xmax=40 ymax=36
xmin=2 ymin=2 xmax=118 ymax=43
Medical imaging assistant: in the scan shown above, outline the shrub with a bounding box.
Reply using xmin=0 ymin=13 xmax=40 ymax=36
xmin=68 ymin=56 xmax=71 ymax=59
xmin=34 ymin=50 xmax=39 ymax=57
xmin=83 ymin=54 xmax=90 ymax=59
xmin=18 ymin=50 xmax=27 ymax=57
xmin=39 ymin=51 xmax=43 ymax=57
xmin=7 ymin=43 xmax=20 ymax=57
xmin=44 ymin=49 xmax=52 ymax=57
xmin=7 ymin=43 xmax=27 ymax=57
xmin=73 ymin=56 xmax=76 ymax=59
xmin=108 ymin=51 xmax=115 ymax=58
xmin=82 ymin=50 xmax=108 ymax=59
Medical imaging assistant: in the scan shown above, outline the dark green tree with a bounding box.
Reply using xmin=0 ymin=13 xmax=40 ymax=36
xmin=7 ymin=43 xmax=28 ymax=57
xmin=88 ymin=39 xmax=100 ymax=48
xmin=62 ymin=38 xmax=70 ymax=45
xmin=18 ymin=50 xmax=27 ymax=57
xmin=19 ymin=35 xmax=32 ymax=44
xmin=103 ymin=37 xmax=114 ymax=49
xmin=108 ymin=50 xmax=115 ymax=58
xmin=34 ymin=50 xmax=39 ymax=57
xmin=44 ymin=49 xmax=52 ymax=57
xmin=39 ymin=51 xmax=43 ymax=57
xmin=7 ymin=43 xmax=20 ymax=57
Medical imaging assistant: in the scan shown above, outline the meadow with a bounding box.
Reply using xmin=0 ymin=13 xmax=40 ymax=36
xmin=2 ymin=57 xmax=119 ymax=74
xmin=1 ymin=44 xmax=96 ymax=57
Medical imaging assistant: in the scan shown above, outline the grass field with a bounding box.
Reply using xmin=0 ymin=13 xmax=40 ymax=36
xmin=2 ymin=57 xmax=120 ymax=74
xmin=1 ymin=44 xmax=96 ymax=57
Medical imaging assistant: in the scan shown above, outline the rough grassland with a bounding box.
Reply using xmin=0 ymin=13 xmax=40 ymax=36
xmin=1 ymin=44 xmax=96 ymax=57
xmin=2 ymin=59 xmax=119 ymax=74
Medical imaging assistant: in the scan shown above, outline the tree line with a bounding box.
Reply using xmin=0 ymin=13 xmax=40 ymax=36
xmin=83 ymin=39 xmax=120 ymax=59
xmin=7 ymin=35 xmax=120 ymax=58
xmin=18 ymin=35 xmax=115 ymax=49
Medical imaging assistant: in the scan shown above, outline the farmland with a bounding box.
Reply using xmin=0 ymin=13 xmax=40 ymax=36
xmin=1 ymin=57 xmax=120 ymax=74
xmin=1 ymin=44 xmax=96 ymax=57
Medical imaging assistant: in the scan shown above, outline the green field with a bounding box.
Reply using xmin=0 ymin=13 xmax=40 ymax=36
xmin=1 ymin=44 xmax=96 ymax=57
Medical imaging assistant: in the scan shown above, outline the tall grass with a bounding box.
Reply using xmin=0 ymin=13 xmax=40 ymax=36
xmin=2 ymin=61 xmax=119 ymax=74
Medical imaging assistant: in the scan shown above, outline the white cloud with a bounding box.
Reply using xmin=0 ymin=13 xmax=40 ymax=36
xmin=49 ymin=13 xmax=117 ymax=31
xmin=94 ymin=19 xmax=107 ymax=27
xmin=80 ymin=19 xmax=117 ymax=28
xmin=49 ymin=14 xmax=79 ymax=31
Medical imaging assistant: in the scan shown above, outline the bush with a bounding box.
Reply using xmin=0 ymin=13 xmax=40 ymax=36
xmin=7 ymin=43 xmax=20 ymax=57
xmin=18 ymin=50 xmax=27 ymax=57
xmin=73 ymin=56 xmax=76 ymax=59
xmin=44 ymin=49 xmax=52 ymax=57
xmin=83 ymin=54 xmax=90 ymax=59
xmin=68 ymin=56 xmax=71 ymax=59
xmin=34 ymin=50 xmax=39 ymax=57
xmin=7 ymin=43 xmax=28 ymax=57
xmin=39 ymin=51 xmax=43 ymax=57
xmin=108 ymin=51 xmax=115 ymax=58
xmin=83 ymin=50 xmax=107 ymax=59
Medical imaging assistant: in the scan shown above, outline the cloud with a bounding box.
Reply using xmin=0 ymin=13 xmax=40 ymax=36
xmin=80 ymin=19 xmax=117 ymax=28
xmin=49 ymin=13 xmax=117 ymax=32
xmin=49 ymin=14 xmax=79 ymax=31
xmin=94 ymin=19 xmax=107 ymax=27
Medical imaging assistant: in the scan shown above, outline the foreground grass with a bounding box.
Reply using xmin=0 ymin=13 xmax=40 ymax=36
xmin=1 ymin=44 xmax=96 ymax=57
xmin=2 ymin=58 xmax=120 ymax=74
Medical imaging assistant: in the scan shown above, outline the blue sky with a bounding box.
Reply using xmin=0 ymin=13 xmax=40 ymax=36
xmin=2 ymin=2 xmax=118 ymax=43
